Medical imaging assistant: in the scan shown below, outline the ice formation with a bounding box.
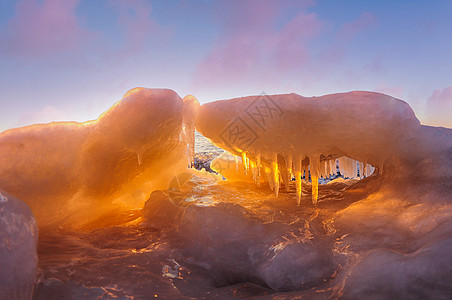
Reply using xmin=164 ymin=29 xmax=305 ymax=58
xmin=0 ymin=189 xmax=38 ymax=299
xmin=0 ymin=88 xmax=197 ymax=227
xmin=196 ymin=91 xmax=423 ymax=204
xmin=1 ymin=88 xmax=452 ymax=299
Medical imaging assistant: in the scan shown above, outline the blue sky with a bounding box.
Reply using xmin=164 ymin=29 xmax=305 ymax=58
xmin=0 ymin=0 xmax=451 ymax=131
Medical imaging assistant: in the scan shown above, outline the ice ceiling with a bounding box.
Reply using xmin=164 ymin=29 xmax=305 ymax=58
xmin=1 ymin=88 xmax=452 ymax=299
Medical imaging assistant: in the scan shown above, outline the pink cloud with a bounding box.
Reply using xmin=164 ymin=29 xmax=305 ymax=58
xmin=193 ymin=0 xmax=322 ymax=89
xmin=0 ymin=0 xmax=163 ymax=63
xmin=0 ymin=0 xmax=95 ymax=58
xmin=106 ymin=0 xmax=162 ymax=57
xmin=423 ymin=85 xmax=452 ymax=128
xmin=336 ymin=12 xmax=377 ymax=42
xmin=192 ymin=4 xmax=381 ymax=94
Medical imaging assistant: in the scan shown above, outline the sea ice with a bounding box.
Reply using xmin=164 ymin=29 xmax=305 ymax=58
xmin=0 ymin=190 xmax=38 ymax=300
xmin=1 ymin=87 xmax=452 ymax=299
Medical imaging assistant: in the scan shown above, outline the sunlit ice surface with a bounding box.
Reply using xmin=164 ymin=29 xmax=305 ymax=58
xmin=0 ymin=88 xmax=198 ymax=229
xmin=1 ymin=89 xmax=452 ymax=299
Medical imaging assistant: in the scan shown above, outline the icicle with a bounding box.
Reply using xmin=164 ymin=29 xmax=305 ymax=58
xmin=348 ymin=159 xmax=352 ymax=177
xmin=309 ymin=154 xmax=320 ymax=205
xmin=320 ymin=160 xmax=326 ymax=179
xmin=265 ymin=166 xmax=274 ymax=191
xmin=185 ymin=143 xmax=192 ymax=168
xmin=136 ymin=151 xmax=143 ymax=166
xmin=241 ymin=152 xmax=248 ymax=174
xmin=342 ymin=157 xmax=347 ymax=178
xmin=294 ymin=156 xmax=302 ymax=205
xmin=359 ymin=161 xmax=364 ymax=179
xmin=271 ymin=153 xmax=280 ymax=197
xmin=326 ymin=160 xmax=331 ymax=177
xmin=250 ymin=161 xmax=258 ymax=184
xmin=338 ymin=157 xmax=344 ymax=177
xmin=378 ymin=161 xmax=384 ymax=175
xmin=366 ymin=163 xmax=373 ymax=176
xmin=340 ymin=157 xmax=347 ymax=178
xmin=256 ymin=153 xmax=261 ymax=186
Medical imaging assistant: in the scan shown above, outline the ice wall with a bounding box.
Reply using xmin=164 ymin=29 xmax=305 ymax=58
xmin=0 ymin=189 xmax=38 ymax=300
xmin=0 ymin=88 xmax=197 ymax=228
xmin=196 ymin=91 xmax=424 ymax=204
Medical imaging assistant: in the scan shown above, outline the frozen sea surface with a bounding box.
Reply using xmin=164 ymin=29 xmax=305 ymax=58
xmin=194 ymin=131 xmax=224 ymax=155
xmin=34 ymin=133 xmax=452 ymax=299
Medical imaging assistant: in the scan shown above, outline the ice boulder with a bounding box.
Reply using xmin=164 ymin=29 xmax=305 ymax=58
xmin=0 ymin=190 xmax=38 ymax=300
xmin=258 ymin=242 xmax=333 ymax=291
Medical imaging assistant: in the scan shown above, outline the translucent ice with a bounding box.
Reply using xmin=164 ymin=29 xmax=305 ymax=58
xmin=0 ymin=88 xmax=197 ymax=227
xmin=0 ymin=190 xmax=38 ymax=299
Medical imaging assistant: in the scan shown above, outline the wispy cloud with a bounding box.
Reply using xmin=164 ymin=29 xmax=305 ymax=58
xmin=0 ymin=0 xmax=165 ymax=63
xmin=336 ymin=11 xmax=377 ymax=42
xmin=0 ymin=0 xmax=95 ymax=58
xmin=106 ymin=0 xmax=166 ymax=58
xmin=422 ymin=85 xmax=452 ymax=128
xmin=192 ymin=2 xmax=381 ymax=96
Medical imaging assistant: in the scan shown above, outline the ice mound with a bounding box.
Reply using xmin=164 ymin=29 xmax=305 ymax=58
xmin=177 ymin=202 xmax=334 ymax=290
xmin=196 ymin=91 xmax=426 ymax=204
xmin=340 ymin=238 xmax=452 ymax=299
xmin=0 ymin=190 xmax=38 ymax=300
xmin=0 ymin=88 xmax=198 ymax=227
xmin=142 ymin=190 xmax=183 ymax=229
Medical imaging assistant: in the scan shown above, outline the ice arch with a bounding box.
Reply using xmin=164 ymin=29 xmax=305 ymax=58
xmin=196 ymin=91 xmax=425 ymax=204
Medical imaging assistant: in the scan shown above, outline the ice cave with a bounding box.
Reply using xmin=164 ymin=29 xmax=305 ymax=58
xmin=1 ymin=88 xmax=452 ymax=299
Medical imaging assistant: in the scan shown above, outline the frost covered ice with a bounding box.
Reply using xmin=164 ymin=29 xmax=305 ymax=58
xmin=0 ymin=190 xmax=38 ymax=300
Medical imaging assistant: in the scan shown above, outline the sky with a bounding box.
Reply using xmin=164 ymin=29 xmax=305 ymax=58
xmin=0 ymin=0 xmax=451 ymax=131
